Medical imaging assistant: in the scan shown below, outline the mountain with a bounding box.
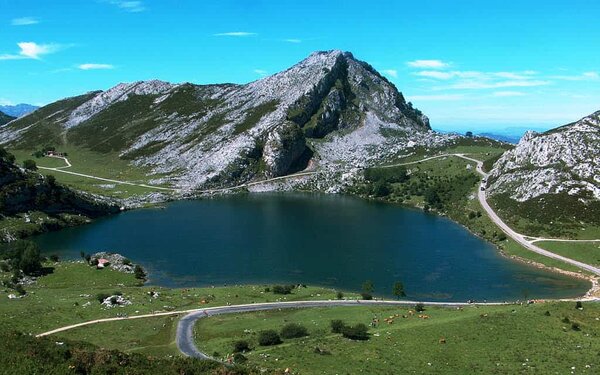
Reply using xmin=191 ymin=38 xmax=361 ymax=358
xmin=0 ymin=111 xmax=15 ymax=126
xmin=0 ymin=104 xmax=39 ymax=118
xmin=0 ymin=51 xmax=451 ymax=191
xmin=487 ymin=111 xmax=600 ymax=231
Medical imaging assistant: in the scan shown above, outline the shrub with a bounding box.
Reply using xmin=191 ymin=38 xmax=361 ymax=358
xmin=341 ymin=323 xmax=369 ymax=340
xmin=232 ymin=340 xmax=251 ymax=353
xmin=96 ymin=293 xmax=110 ymax=303
xmin=49 ymin=254 xmax=59 ymax=262
xmin=272 ymin=285 xmax=294 ymax=295
xmin=330 ymin=319 xmax=346 ymax=334
xmin=336 ymin=291 xmax=344 ymax=300
xmin=280 ymin=323 xmax=308 ymax=339
xmin=232 ymin=352 xmax=247 ymax=363
xmin=14 ymin=284 xmax=26 ymax=296
xmin=575 ymin=301 xmax=583 ymax=310
xmin=415 ymin=303 xmax=426 ymax=312
xmin=360 ymin=293 xmax=373 ymax=300
xmin=258 ymin=330 xmax=282 ymax=346
xmin=134 ymin=265 xmax=147 ymax=280
xmin=571 ymin=322 xmax=581 ymax=331
xmin=22 ymin=159 xmax=37 ymax=171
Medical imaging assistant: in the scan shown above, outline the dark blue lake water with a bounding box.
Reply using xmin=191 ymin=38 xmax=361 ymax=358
xmin=33 ymin=193 xmax=589 ymax=301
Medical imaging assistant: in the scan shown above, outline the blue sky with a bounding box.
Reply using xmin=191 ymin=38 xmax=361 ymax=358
xmin=1 ymin=0 xmax=599 ymax=132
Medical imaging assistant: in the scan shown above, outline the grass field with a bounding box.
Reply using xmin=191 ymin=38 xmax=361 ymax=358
xmin=0 ymin=262 xmax=357 ymax=335
xmin=193 ymin=302 xmax=600 ymax=374
xmin=9 ymin=146 xmax=174 ymax=198
xmin=536 ymin=241 xmax=600 ymax=268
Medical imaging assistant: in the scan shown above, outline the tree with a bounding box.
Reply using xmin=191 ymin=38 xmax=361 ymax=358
xmin=258 ymin=330 xmax=282 ymax=346
xmin=22 ymin=159 xmax=37 ymax=171
xmin=14 ymin=241 xmax=42 ymax=276
xmin=280 ymin=323 xmax=308 ymax=339
xmin=415 ymin=303 xmax=425 ymax=312
xmin=134 ymin=265 xmax=147 ymax=280
xmin=361 ymin=280 xmax=374 ymax=300
xmin=46 ymin=175 xmax=56 ymax=186
xmin=372 ymin=181 xmax=391 ymax=197
xmin=49 ymin=254 xmax=59 ymax=262
xmin=392 ymin=281 xmax=406 ymax=299
xmin=362 ymin=280 xmax=374 ymax=294
xmin=465 ymin=131 xmax=473 ymax=137
xmin=336 ymin=291 xmax=344 ymax=300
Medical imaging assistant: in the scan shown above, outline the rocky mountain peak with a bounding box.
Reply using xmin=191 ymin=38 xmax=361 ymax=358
xmin=1 ymin=51 xmax=446 ymax=191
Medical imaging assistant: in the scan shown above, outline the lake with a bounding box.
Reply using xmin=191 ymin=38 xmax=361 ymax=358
xmin=33 ymin=193 xmax=590 ymax=301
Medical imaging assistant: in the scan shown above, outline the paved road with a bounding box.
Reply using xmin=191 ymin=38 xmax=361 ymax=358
xmin=38 ymin=156 xmax=317 ymax=194
xmin=176 ymin=299 xmax=510 ymax=359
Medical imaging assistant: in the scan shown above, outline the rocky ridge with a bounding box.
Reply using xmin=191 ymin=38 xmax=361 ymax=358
xmin=488 ymin=111 xmax=600 ymax=202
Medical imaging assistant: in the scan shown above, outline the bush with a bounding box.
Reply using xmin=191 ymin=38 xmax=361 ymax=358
xmin=280 ymin=323 xmax=308 ymax=339
xmin=360 ymin=293 xmax=373 ymax=300
xmin=232 ymin=340 xmax=251 ymax=353
xmin=258 ymin=330 xmax=282 ymax=346
xmin=49 ymin=254 xmax=59 ymax=262
xmin=134 ymin=265 xmax=147 ymax=280
xmin=232 ymin=352 xmax=247 ymax=363
xmin=22 ymin=159 xmax=37 ymax=171
xmin=330 ymin=319 xmax=346 ymax=334
xmin=336 ymin=291 xmax=344 ymax=300
xmin=272 ymin=285 xmax=294 ymax=295
xmin=575 ymin=301 xmax=583 ymax=310
xmin=14 ymin=284 xmax=26 ymax=296
xmin=96 ymin=293 xmax=110 ymax=303
xmin=341 ymin=323 xmax=369 ymax=340
xmin=415 ymin=303 xmax=426 ymax=312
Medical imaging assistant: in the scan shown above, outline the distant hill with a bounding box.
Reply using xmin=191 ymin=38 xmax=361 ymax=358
xmin=477 ymin=132 xmax=521 ymax=144
xmin=0 ymin=103 xmax=39 ymax=118
xmin=0 ymin=111 xmax=15 ymax=125
xmin=0 ymin=50 xmax=453 ymax=192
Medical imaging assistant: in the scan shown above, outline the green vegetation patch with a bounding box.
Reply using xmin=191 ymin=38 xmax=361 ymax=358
xmin=194 ymin=302 xmax=600 ymax=374
xmin=490 ymin=192 xmax=600 ymax=238
xmin=536 ymin=241 xmax=600 ymax=267
xmin=233 ymin=100 xmax=279 ymax=135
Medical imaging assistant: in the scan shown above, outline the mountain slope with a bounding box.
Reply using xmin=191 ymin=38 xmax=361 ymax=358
xmin=0 ymin=148 xmax=119 ymax=240
xmin=1 ymin=51 xmax=449 ymax=191
xmin=487 ymin=111 xmax=600 ymax=234
xmin=0 ymin=104 xmax=38 ymax=118
xmin=0 ymin=111 xmax=15 ymax=126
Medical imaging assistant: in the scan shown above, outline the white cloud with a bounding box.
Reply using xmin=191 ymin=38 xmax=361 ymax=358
xmin=443 ymin=80 xmax=550 ymax=90
xmin=283 ymin=38 xmax=302 ymax=43
xmin=0 ymin=98 xmax=14 ymax=106
xmin=415 ymin=71 xmax=455 ymax=80
xmin=551 ymin=71 xmax=599 ymax=81
xmin=382 ymin=69 xmax=398 ymax=78
xmin=78 ymin=63 xmax=115 ymax=70
xmin=408 ymin=94 xmax=465 ymax=101
xmin=407 ymin=59 xmax=450 ymax=69
xmin=106 ymin=1 xmax=145 ymax=12
xmin=0 ymin=42 xmax=62 ymax=61
xmin=254 ymin=69 xmax=268 ymax=76
xmin=492 ymin=91 xmax=526 ymax=97
xmin=214 ymin=32 xmax=257 ymax=37
xmin=11 ymin=17 xmax=39 ymax=26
